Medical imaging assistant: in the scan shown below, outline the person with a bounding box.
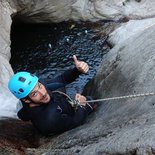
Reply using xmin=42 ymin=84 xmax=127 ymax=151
xmin=8 ymin=55 xmax=96 ymax=135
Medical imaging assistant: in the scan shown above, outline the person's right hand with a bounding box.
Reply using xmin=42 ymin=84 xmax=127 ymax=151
xmin=73 ymin=55 xmax=89 ymax=73
xmin=75 ymin=93 xmax=87 ymax=106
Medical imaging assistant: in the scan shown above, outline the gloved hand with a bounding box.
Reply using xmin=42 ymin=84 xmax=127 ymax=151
xmin=74 ymin=94 xmax=98 ymax=113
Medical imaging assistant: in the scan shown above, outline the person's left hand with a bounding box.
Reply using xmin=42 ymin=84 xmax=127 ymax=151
xmin=75 ymin=93 xmax=87 ymax=106
xmin=73 ymin=55 xmax=89 ymax=73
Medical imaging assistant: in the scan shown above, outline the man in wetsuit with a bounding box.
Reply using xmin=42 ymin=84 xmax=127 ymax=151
xmin=8 ymin=55 xmax=96 ymax=135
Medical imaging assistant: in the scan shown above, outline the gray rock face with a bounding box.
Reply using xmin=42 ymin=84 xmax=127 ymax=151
xmin=0 ymin=1 xmax=13 ymax=82
xmin=0 ymin=1 xmax=18 ymax=118
xmin=108 ymin=18 xmax=155 ymax=46
xmin=79 ymin=20 xmax=155 ymax=154
xmin=10 ymin=0 xmax=155 ymax=23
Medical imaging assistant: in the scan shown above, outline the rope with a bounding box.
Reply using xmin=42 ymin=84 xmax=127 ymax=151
xmin=52 ymin=90 xmax=80 ymax=111
xmin=82 ymin=92 xmax=155 ymax=103
xmin=52 ymin=90 xmax=155 ymax=104
xmin=52 ymin=90 xmax=93 ymax=110
xmin=52 ymin=90 xmax=73 ymax=101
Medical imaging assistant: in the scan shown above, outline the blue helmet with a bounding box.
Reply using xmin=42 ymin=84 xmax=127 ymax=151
xmin=8 ymin=71 xmax=39 ymax=99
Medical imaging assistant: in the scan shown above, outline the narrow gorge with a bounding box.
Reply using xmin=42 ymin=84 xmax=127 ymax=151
xmin=1 ymin=0 xmax=155 ymax=154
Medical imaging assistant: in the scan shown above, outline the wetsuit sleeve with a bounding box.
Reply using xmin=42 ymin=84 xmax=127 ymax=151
xmin=45 ymin=67 xmax=82 ymax=85
xmin=51 ymin=106 xmax=88 ymax=134
xmin=52 ymin=99 xmax=94 ymax=134
xmin=28 ymin=96 xmax=95 ymax=135
xmin=17 ymin=108 xmax=30 ymax=121
xmin=32 ymin=104 xmax=92 ymax=135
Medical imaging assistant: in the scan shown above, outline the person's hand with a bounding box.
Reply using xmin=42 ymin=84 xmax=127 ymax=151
xmin=73 ymin=55 xmax=89 ymax=73
xmin=75 ymin=93 xmax=87 ymax=106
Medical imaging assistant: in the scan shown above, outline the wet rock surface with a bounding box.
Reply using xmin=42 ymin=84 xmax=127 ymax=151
xmin=0 ymin=118 xmax=39 ymax=155
xmin=10 ymin=0 xmax=155 ymax=23
xmin=82 ymin=19 xmax=155 ymax=155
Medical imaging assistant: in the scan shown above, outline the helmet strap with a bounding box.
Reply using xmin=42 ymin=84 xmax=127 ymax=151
xmin=21 ymin=96 xmax=33 ymax=104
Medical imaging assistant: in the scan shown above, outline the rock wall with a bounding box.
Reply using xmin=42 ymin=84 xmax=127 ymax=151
xmin=0 ymin=1 xmax=18 ymax=118
xmin=0 ymin=1 xmax=14 ymax=85
xmin=8 ymin=0 xmax=155 ymax=23
xmin=83 ymin=19 xmax=155 ymax=154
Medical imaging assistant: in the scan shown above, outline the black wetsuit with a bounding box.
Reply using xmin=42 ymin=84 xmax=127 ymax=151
xmin=17 ymin=68 xmax=95 ymax=135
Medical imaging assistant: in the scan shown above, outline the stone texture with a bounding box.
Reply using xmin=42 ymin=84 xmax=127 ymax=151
xmin=0 ymin=1 xmax=14 ymax=60
xmin=0 ymin=118 xmax=39 ymax=155
xmin=108 ymin=17 xmax=155 ymax=46
xmin=81 ymin=19 xmax=155 ymax=154
xmin=0 ymin=1 xmax=18 ymax=118
xmin=7 ymin=0 xmax=155 ymax=23
xmin=11 ymin=0 xmax=77 ymax=23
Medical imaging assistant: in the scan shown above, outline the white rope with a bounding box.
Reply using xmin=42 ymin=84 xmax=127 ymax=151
xmin=52 ymin=90 xmax=73 ymax=101
xmin=52 ymin=90 xmax=155 ymax=104
xmin=83 ymin=92 xmax=155 ymax=103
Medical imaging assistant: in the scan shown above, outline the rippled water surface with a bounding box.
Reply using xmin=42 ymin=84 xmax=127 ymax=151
xmin=11 ymin=22 xmax=109 ymax=95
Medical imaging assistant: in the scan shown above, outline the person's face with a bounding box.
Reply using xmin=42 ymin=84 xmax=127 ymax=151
xmin=28 ymin=82 xmax=51 ymax=104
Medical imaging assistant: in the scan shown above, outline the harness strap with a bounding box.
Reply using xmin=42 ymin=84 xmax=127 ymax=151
xmin=52 ymin=91 xmax=155 ymax=104
xmin=52 ymin=90 xmax=80 ymax=111
xmin=52 ymin=90 xmax=95 ymax=111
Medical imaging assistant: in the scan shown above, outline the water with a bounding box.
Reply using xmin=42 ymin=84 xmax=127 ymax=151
xmin=10 ymin=21 xmax=109 ymax=98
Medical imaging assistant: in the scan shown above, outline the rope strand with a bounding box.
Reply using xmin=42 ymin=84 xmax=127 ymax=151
xmin=82 ymin=92 xmax=155 ymax=103
xmin=52 ymin=90 xmax=155 ymax=104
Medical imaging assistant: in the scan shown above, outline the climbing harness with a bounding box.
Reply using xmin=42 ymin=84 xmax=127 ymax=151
xmin=52 ymin=91 xmax=155 ymax=104
xmin=52 ymin=90 xmax=80 ymax=111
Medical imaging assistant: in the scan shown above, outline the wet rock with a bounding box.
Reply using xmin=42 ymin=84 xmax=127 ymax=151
xmin=0 ymin=1 xmax=18 ymax=119
xmin=7 ymin=0 xmax=155 ymax=23
xmin=108 ymin=18 xmax=155 ymax=46
xmin=0 ymin=118 xmax=39 ymax=155
xmin=0 ymin=1 xmax=14 ymax=85
xmin=82 ymin=17 xmax=155 ymax=154
xmin=135 ymin=0 xmax=141 ymax=3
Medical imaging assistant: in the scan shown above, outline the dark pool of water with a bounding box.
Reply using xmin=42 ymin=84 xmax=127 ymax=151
xmin=11 ymin=21 xmax=109 ymax=95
